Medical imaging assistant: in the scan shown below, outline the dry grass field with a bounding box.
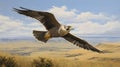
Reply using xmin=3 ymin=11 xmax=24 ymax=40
xmin=0 ymin=41 xmax=120 ymax=67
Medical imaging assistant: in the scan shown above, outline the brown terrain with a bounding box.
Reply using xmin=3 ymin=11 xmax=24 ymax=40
xmin=0 ymin=41 xmax=120 ymax=67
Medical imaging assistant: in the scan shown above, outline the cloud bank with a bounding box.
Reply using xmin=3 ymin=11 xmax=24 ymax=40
xmin=0 ymin=15 xmax=45 ymax=38
xmin=48 ymin=6 xmax=120 ymax=36
xmin=0 ymin=6 xmax=120 ymax=38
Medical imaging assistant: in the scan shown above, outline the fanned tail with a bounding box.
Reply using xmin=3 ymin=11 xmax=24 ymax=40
xmin=33 ymin=30 xmax=50 ymax=43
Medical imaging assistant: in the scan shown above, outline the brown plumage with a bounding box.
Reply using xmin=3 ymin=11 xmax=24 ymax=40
xmin=14 ymin=7 xmax=103 ymax=53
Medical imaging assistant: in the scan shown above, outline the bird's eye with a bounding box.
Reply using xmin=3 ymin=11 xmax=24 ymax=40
xmin=66 ymin=28 xmax=69 ymax=30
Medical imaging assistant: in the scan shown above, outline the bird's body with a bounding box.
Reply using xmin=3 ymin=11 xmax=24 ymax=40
xmin=47 ymin=25 xmax=70 ymax=37
xmin=14 ymin=7 xmax=103 ymax=53
xmin=33 ymin=25 xmax=72 ymax=42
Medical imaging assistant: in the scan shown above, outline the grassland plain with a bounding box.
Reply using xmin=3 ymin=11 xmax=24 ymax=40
xmin=0 ymin=41 xmax=120 ymax=67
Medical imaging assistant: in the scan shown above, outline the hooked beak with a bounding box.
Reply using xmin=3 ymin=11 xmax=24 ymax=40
xmin=69 ymin=26 xmax=74 ymax=30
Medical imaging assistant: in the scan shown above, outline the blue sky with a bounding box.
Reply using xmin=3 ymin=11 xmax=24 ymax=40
xmin=0 ymin=0 xmax=120 ymax=16
xmin=0 ymin=0 xmax=120 ymax=39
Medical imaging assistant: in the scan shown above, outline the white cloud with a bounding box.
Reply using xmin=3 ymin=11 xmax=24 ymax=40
xmin=75 ymin=12 xmax=111 ymax=22
xmin=0 ymin=15 xmax=44 ymax=38
xmin=0 ymin=15 xmax=22 ymax=32
xmin=48 ymin=6 xmax=77 ymax=21
xmin=70 ymin=21 xmax=120 ymax=35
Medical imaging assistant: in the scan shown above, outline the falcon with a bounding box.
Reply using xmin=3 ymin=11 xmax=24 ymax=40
xmin=14 ymin=7 xmax=102 ymax=53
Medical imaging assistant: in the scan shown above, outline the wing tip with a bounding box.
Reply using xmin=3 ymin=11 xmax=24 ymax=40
xmin=91 ymin=48 xmax=104 ymax=53
xmin=13 ymin=7 xmax=22 ymax=13
xmin=19 ymin=7 xmax=30 ymax=10
xmin=97 ymin=50 xmax=104 ymax=53
xmin=13 ymin=7 xmax=29 ymax=12
xmin=13 ymin=8 xmax=18 ymax=11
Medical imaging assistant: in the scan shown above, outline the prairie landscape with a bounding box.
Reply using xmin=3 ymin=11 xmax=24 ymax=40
xmin=1 ymin=0 xmax=120 ymax=67
xmin=0 ymin=41 xmax=120 ymax=67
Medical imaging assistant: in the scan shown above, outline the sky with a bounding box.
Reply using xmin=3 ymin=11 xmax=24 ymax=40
xmin=0 ymin=0 xmax=120 ymax=39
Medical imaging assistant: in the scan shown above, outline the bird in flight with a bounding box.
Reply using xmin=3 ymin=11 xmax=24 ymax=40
xmin=14 ymin=7 xmax=102 ymax=53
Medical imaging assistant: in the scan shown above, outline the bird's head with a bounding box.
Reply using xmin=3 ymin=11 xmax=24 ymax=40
xmin=64 ymin=25 xmax=74 ymax=32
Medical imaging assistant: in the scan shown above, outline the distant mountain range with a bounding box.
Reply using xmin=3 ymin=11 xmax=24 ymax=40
xmin=0 ymin=37 xmax=65 ymax=42
xmin=0 ymin=36 xmax=120 ymax=44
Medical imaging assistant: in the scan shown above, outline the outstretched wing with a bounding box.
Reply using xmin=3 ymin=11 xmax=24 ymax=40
xmin=63 ymin=33 xmax=102 ymax=53
xmin=14 ymin=7 xmax=60 ymax=30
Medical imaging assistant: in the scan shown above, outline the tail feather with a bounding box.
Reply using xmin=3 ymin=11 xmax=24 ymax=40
xmin=33 ymin=30 xmax=49 ymax=43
